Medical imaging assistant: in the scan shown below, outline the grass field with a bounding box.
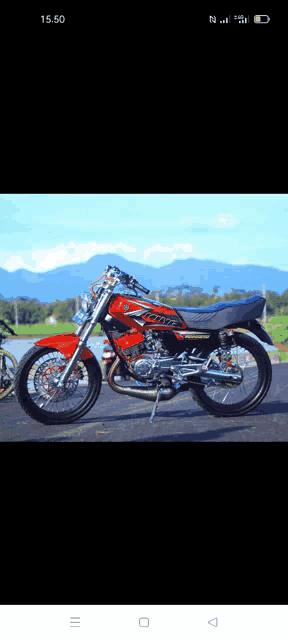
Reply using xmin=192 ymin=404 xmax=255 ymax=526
xmin=4 ymin=317 xmax=288 ymax=362
xmin=7 ymin=322 xmax=104 ymax=338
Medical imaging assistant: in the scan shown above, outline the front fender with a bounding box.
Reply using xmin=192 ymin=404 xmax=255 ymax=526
xmin=35 ymin=333 xmax=94 ymax=360
xmin=233 ymin=319 xmax=274 ymax=346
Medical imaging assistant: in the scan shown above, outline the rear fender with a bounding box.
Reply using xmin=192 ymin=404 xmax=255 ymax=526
xmin=35 ymin=333 xmax=94 ymax=360
xmin=231 ymin=319 xmax=274 ymax=346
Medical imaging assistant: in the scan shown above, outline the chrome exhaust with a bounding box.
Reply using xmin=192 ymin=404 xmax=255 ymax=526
xmin=107 ymin=357 xmax=242 ymax=400
xmin=107 ymin=357 xmax=178 ymax=402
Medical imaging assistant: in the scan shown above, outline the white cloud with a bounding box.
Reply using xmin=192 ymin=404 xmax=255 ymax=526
xmin=3 ymin=255 xmax=29 ymax=271
xmin=179 ymin=213 xmax=241 ymax=228
xmin=211 ymin=213 xmax=239 ymax=228
xmin=173 ymin=244 xmax=194 ymax=252
xmin=3 ymin=242 xmax=137 ymax=273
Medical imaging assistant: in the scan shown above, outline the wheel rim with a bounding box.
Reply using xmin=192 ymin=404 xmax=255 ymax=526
xmin=25 ymin=349 xmax=91 ymax=413
xmin=198 ymin=342 xmax=262 ymax=406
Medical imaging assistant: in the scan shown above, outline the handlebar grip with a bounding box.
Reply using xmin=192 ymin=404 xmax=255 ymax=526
xmin=135 ymin=283 xmax=150 ymax=295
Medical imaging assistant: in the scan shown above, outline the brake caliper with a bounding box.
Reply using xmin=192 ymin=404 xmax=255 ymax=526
xmin=74 ymin=364 xmax=84 ymax=380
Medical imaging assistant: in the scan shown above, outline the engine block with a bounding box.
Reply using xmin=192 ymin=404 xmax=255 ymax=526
xmin=114 ymin=329 xmax=207 ymax=382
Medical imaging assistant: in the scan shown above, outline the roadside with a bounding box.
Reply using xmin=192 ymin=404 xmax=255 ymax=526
xmin=2 ymin=363 xmax=288 ymax=441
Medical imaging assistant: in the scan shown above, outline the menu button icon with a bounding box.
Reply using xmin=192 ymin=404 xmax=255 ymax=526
xmin=70 ymin=618 xmax=80 ymax=628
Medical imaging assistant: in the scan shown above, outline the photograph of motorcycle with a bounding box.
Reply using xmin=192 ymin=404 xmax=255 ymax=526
xmin=14 ymin=265 xmax=273 ymax=425
xmin=102 ymin=339 xmax=131 ymax=381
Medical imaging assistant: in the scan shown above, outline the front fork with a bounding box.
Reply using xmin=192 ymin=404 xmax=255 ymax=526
xmin=54 ymin=290 xmax=112 ymax=389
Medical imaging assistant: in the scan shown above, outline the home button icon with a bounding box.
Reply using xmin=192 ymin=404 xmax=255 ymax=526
xmin=139 ymin=618 xmax=149 ymax=627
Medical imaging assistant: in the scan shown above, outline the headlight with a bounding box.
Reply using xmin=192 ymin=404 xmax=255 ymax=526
xmin=80 ymin=291 xmax=90 ymax=313
xmin=81 ymin=299 xmax=88 ymax=312
xmin=72 ymin=310 xmax=89 ymax=326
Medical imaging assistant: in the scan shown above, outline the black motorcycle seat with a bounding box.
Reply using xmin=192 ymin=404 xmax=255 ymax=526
xmin=175 ymin=294 xmax=265 ymax=331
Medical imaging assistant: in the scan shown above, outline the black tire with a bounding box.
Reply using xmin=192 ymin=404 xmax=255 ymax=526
xmin=190 ymin=331 xmax=272 ymax=417
xmin=14 ymin=345 xmax=102 ymax=425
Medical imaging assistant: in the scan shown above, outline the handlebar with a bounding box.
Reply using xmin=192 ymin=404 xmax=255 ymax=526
xmin=90 ymin=265 xmax=150 ymax=298
xmin=0 ymin=319 xmax=17 ymax=336
xmin=112 ymin=266 xmax=150 ymax=295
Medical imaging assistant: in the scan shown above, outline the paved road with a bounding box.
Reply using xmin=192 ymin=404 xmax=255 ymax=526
xmin=1 ymin=362 xmax=288 ymax=441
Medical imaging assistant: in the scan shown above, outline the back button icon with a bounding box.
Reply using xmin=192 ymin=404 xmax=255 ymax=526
xmin=208 ymin=618 xmax=218 ymax=627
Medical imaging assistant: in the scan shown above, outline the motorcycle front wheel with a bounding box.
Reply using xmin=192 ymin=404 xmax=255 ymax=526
xmin=0 ymin=350 xmax=18 ymax=400
xmin=14 ymin=345 xmax=102 ymax=425
xmin=190 ymin=331 xmax=272 ymax=417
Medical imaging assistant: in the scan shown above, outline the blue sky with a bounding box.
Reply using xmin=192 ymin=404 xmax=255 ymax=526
xmin=1 ymin=193 xmax=288 ymax=273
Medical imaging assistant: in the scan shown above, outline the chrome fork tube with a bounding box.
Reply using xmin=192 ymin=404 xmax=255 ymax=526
xmin=55 ymin=290 xmax=112 ymax=389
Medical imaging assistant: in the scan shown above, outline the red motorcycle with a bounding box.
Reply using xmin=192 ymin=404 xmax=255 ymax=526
xmin=14 ymin=264 xmax=273 ymax=425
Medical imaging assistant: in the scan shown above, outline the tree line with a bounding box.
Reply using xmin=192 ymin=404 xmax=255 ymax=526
xmin=152 ymin=287 xmax=288 ymax=321
xmin=0 ymin=296 xmax=78 ymax=325
xmin=1 ymin=288 xmax=288 ymax=326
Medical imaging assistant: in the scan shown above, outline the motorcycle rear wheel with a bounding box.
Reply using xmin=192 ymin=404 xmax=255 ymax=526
xmin=14 ymin=345 xmax=102 ymax=425
xmin=190 ymin=332 xmax=272 ymax=417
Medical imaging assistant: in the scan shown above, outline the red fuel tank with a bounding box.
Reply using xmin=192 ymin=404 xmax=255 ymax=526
xmin=107 ymin=294 xmax=186 ymax=332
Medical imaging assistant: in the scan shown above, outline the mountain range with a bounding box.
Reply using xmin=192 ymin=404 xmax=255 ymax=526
xmin=1 ymin=253 xmax=288 ymax=303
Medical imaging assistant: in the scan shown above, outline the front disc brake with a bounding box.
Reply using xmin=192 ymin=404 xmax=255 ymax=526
xmin=34 ymin=357 xmax=79 ymax=402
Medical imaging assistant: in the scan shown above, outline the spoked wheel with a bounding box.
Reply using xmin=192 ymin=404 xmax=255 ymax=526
xmin=190 ymin=332 xmax=272 ymax=417
xmin=14 ymin=345 xmax=102 ymax=424
xmin=0 ymin=350 xmax=18 ymax=400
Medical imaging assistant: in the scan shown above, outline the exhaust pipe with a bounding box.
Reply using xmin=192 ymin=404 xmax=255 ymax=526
xmin=107 ymin=357 xmax=179 ymax=402
xmin=107 ymin=357 xmax=242 ymax=400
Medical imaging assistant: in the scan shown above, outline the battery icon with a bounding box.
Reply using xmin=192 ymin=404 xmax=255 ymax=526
xmin=254 ymin=15 xmax=270 ymax=23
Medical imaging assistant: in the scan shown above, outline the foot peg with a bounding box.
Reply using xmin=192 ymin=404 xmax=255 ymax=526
xmin=149 ymin=388 xmax=162 ymax=423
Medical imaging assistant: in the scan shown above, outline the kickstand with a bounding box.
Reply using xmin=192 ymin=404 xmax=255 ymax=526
xmin=149 ymin=388 xmax=162 ymax=424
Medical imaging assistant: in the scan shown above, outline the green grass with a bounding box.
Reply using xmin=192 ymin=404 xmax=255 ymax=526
xmin=262 ymin=315 xmax=288 ymax=341
xmin=278 ymin=351 xmax=288 ymax=363
xmin=7 ymin=322 xmax=104 ymax=338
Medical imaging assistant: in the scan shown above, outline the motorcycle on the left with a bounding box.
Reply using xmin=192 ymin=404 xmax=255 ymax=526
xmin=0 ymin=319 xmax=18 ymax=400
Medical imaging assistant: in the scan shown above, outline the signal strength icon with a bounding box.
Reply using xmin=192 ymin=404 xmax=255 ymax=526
xmin=219 ymin=16 xmax=232 ymax=23
xmin=234 ymin=15 xmax=251 ymax=23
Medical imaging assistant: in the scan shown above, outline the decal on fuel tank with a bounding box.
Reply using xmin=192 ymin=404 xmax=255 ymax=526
xmin=123 ymin=301 xmax=182 ymax=327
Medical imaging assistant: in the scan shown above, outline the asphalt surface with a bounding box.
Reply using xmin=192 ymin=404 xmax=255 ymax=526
xmin=1 ymin=362 xmax=288 ymax=441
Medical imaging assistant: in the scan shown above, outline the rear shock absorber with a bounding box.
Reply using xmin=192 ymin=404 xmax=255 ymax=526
xmin=217 ymin=329 xmax=232 ymax=365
